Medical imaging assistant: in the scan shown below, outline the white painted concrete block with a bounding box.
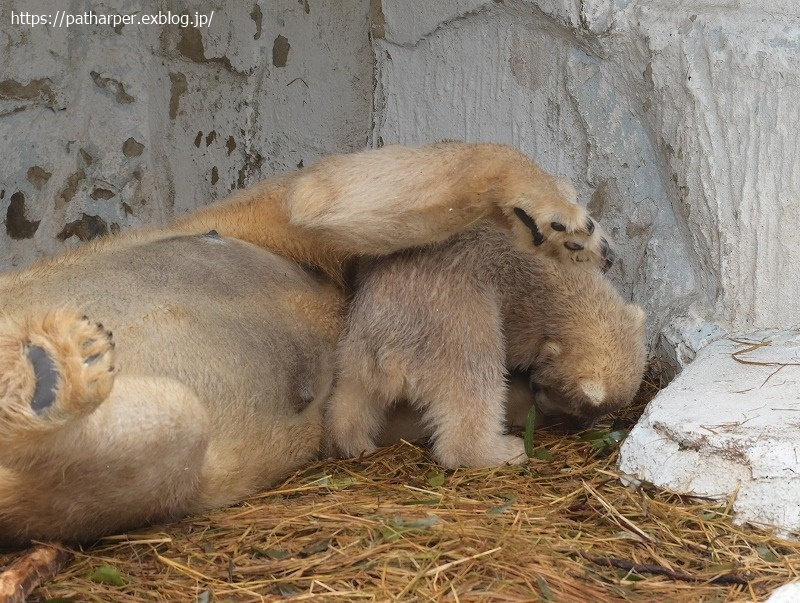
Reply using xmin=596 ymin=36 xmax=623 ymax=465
xmin=765 ymin=582 xmax=800 ymax=603
xmin=619 ymin=331 xmax=800 ymax=535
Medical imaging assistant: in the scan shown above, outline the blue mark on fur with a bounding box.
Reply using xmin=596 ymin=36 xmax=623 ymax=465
xmin=202 ymin=229 xmax=228 ymax=245
xmin=27 ymin=345 xmax=58 ymax=414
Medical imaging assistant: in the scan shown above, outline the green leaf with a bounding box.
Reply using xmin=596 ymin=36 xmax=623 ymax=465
xmin=277 ymin=583 xmax=302 ymax=596
xmin=378 ymin=527 xmax=402 ymax=542
xmin=88 ymin=564 xmax=126 ymax=587
xmin=328 ymin=476 xmax=360 ymax=490
xmin=400 ymin=498 xmax=441 ymax=506
xmin=533 ymin=447 xmax=553 ymax=461
xmin=298 ymin=538 xmax=330 ymax=557
xmin=486 ymin=503 xmax=513 ymax=515
xmin=757 ymin=544 xmax=780 ymax=562
xmin=426 ymin=471 xmax=446 ymax=488
xmin=379 ymin=515 xmax=440 ymax=541
xmin=524 ymin=405 xmax=537 ymax=457
xmin=619 ymin=571 xmax=647 ymax=582
xmin=391 ymin=515 xmax=440 ymax=529
xmin=252 ymin=547 xmax=290 ymax=559
xmin=581 ymin=429 xmax=628 ymax=450
xmin=536 ymin=575 xmax=557 ymax=600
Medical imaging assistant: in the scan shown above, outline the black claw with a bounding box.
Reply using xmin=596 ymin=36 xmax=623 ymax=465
xmin=513 ymin=208 xmax=546 ymax=246
xmin=550 ymin=222 xmax=566 ymax=232
xmin=600 ymin=237 xmax=615 ymax=273
xmin=564 ymin=241 xmax=584 ymax=251
xmin=27 ymin=346 xmax=58 ymax=414
xmin=585 ymin=217 xmax=595 ymax=235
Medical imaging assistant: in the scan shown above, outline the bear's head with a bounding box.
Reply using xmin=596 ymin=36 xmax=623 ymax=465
xmin=528 ymin=299 xmax=647 ymax=426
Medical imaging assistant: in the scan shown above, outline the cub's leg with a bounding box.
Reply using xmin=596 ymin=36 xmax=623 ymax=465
xmin=420 ymin=357 xmax=528 ymax=470
xmin=325 ymin=375 xmax=387 ymax=458
xmin=0 ymin=309 xmax=115 ymax=466
xmin=328 ymin=288 xmax=527 ymax=469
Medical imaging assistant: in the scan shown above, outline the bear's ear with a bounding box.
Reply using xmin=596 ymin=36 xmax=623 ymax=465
xmin=540 ymin=340 xmax=563 ymax=361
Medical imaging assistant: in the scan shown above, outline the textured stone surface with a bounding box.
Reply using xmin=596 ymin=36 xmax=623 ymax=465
xmin=0 ymin=0 xmax=371 ymax=269
xmin=619 ymin=331 xmax=800 ymax=535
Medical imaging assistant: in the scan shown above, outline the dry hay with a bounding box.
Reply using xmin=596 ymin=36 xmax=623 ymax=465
xmin=5 ymin=377 xmax=800 ymax=602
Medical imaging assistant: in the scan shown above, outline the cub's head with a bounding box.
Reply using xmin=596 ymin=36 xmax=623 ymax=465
xmin=528 ymin=299 xmax=647 ymax=426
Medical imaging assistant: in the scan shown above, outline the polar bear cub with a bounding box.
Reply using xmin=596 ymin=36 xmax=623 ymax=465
xmin=326 ymin=221 xmax=647 ymax=469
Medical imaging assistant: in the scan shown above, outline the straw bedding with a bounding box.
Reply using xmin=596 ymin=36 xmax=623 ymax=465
xmin=4 ymin=376 xmax=800 ymax=602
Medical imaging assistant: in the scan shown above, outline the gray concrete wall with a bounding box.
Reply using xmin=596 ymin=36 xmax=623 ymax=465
xmin=0 ymin=0 xmax=372 ymax=269
xmin=372 ymin=0 xmax=800 ymax=371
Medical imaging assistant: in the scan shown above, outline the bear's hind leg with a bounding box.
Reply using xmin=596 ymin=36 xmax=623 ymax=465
xmin=0 ymin=309 xmax=116 ymax=466
xmin=286 ymin=143 xmax=613 ymax=271
xmin=0 ymin=375 xmax=212 ymax=544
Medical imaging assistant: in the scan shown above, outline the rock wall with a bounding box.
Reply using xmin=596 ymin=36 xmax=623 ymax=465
xmin=372 ymin=0 xmax=800 ymax=369
xmin=0 ymin=0 xmax=372 ymax=269
xmin=3 ymin=0 xmax=798 ymax=370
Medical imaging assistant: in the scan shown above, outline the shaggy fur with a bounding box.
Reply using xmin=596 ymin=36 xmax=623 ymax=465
xmin=0 ymin=142 xmax=611 ymax=545
xmin=327 ymin=222 xmax=647 ymax=469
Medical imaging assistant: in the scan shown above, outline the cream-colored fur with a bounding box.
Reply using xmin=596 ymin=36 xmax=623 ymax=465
xmin=0 ymin=142 xmax=611 ymax=545
xmin=326 ymin=222 xmax=647 ymax=469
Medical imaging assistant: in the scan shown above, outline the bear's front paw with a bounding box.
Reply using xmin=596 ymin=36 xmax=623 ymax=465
xmin=512 ymin=206 xmax=614 ymax=273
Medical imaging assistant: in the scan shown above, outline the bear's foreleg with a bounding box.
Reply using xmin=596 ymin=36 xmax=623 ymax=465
xmin=286 ymin=142 xmax=611 ymax=270
xmin=174 ymin=143 xmax=612 ymax=283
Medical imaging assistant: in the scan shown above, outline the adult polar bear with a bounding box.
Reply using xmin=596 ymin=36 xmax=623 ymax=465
xmin=0 ymin=143 xmax=611 ymax=545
